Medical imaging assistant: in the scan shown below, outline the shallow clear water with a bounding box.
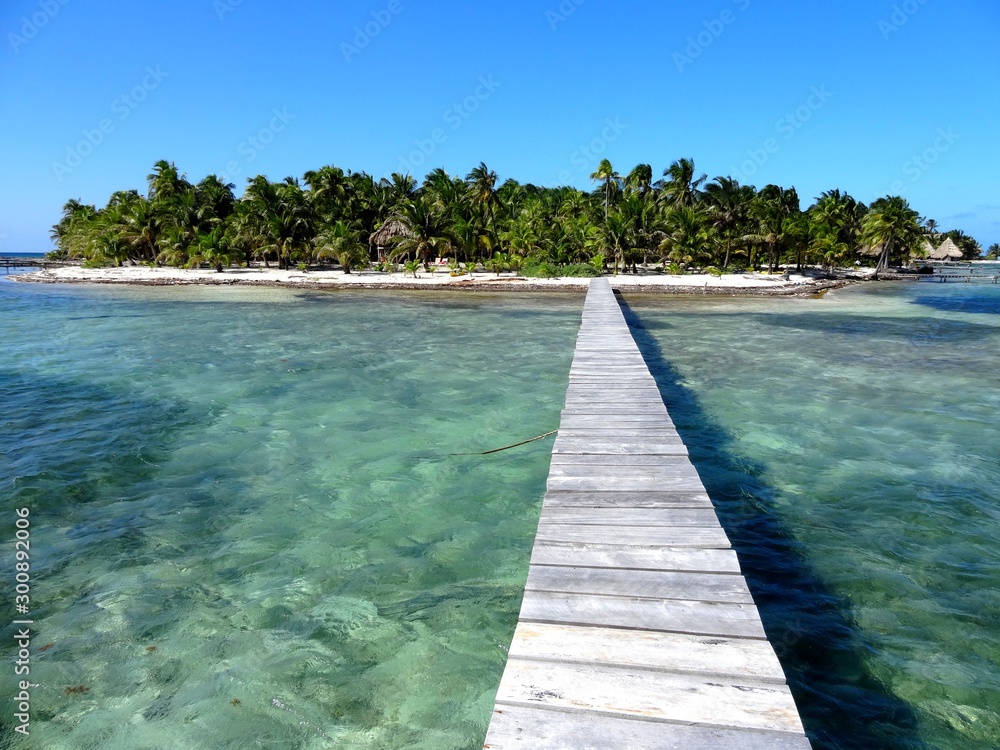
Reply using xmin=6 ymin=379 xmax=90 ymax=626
xmin=4 ymin=277 xmax=999 ymax=749
xmin=625 ymin=282 xmax=1000 ymax=749
xmin=0 ymin=281 xmax=581 ymax=749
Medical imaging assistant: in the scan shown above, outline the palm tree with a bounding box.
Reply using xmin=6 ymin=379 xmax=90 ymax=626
xmin=923 ymin=218 xmax=940 ymax=240
xmin=810 ymin=232 xmax=851 ymax=272
xmin=501 ymin=215 xmax=541 ymax=258
xmin=497 ymin=178 xmax=527 ymax=223
xmin=390 ymin=196 xmax=456 ymax=269
xmin=624 ymin=164 xmax=653 ymax=197
xmin=384 ymin=173 xmax=417 ymax=209
xmin=810 ymin=191 xmax=865 ymax=250
xmin=91 ymin=219 xmax=132 ymax=266
xmin=188 ymin=227 xmax=231 ymax=272
xmin=589 ymin=159 xmax=620 ymax=221
xmin=703 ymin=177 xmax=754 ymax=270
xmin=225 ymin=201 xmax=260 ymax=267
xmin=659 ymin=158 xmax=706 ymax=209
xmin=147 ymin=159 xmax=190 ymax=204
xmin=659 ymin=206 xmax=710 ymax=270
xmin=242 ymin=176 xmax=315 ymax=269
xmin=744 ymin=185 xmax=801 ymax=273
xmin=861 ymin=196 xmax=923 ymax=277
xmin=601 ymin=211 xmax=633 ymax=275
xmin=466 ymin=162 xmax=499 ymax=233
xmin=118 ymin=194 xmax=163 ymax=263
xmin=315 ymin=220 xmax=369 ymax=273
xmin=304 ymin=165 xmax=348 ymax=223
xmin=194 ymin=175 xmax=236 ymax=231
xmin=50 ymin=199 xmax=98 ymax=258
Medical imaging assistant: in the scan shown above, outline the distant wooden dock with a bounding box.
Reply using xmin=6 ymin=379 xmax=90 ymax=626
xmin=0 ymin=257 xmax=76 ymax=272
xmin=484 ymin=278 xmax=811 ymax=749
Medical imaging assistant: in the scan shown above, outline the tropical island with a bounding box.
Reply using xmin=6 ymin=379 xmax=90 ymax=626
xmin=36 ymin=158 xmax=995 ymax=292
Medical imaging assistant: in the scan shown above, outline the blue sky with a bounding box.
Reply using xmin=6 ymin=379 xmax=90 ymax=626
xmin=1 ymin=0 xmax=998 ymax=253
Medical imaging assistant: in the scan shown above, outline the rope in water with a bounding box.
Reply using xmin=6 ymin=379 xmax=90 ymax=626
xmin=449 ymin=429 xmax=558 ymax=456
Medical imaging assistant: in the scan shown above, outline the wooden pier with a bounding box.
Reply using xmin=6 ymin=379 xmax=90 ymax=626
xmin=0 ymin=257 xmax=76 ymax=273
xmin=484 ymin=279 xmax=811 ymax=749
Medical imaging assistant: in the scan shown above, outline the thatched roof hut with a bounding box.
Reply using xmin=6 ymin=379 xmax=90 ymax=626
xmin=934 ymin=237 xmax=964 ymax=260
xmin=369 ymin=219 xmax=411 ymax=251
xmin=914 ymin=239 xmax=936 ymax=259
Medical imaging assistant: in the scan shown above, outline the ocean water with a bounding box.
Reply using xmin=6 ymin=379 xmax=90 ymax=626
xmin=4 ymin=274 xmax=999 ymax=749
xmin=625 ymin=281 xmax=1000 ymax=749
xmin=0 ymin=279 xmax=581 ymax=749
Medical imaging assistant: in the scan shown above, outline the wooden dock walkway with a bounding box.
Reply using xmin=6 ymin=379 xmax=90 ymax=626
xmin=0 ymin=257 xmax=76 ymax=272
xmin=483 ymin=279 xmax=812 ymax=749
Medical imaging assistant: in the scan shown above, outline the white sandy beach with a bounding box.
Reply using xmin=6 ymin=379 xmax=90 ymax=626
xmin=13 ymin=264 xmax=842 ymax=294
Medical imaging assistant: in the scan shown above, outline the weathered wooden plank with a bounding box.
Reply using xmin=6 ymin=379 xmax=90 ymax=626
xmin=558 ymin=414 xmax=674 ymax=425
xmin=494 ymin=659 xmax=803 ymax=733
xmin=554 ymin=432 xmax=685 ymax=440
xmin=541 ymin=490 xmax=710 ymax=507
xmin=569 ymin=367 xmax=648 ymax=373
xmin=529 ymin=542 xmax=741 ymax=573
xmin=559 ymin=414 xmax=673 ymax=425
xmin=525 ymin=565 xmax=754 ymax=604
xmin=560 ymin=399 xmax=666 ymax=409
xmin=508 ymin=622 xmax=787 ymax=681
xmin=484 ymin=705 xmax=814 ymax=750
xmin=546 ymin=472 xmax=703 ymax=486
xmin=546 ymin=476 xmax=707 ymax=492
xmin=534 ymin=522 xmax=732 ymax=548
xmin=547 ymin=462 xmax=700 ymax=478
xmin=519 ymin=589 xmax=767 ymax=639
xmin=554 ymin=428 xmax=684 ymax=436
xmin=538 ymin=507 xmax=721 ymax=526
xmin=562 ymin=393 xmax=663 ymax=403
xmin=552 ymin=441 xmax=689 ymax=456
xmin=550 ymin=454 xmax=691 ymax=466
xmin=553 ymin=434 xmax=687 ymax=444
xmin=565 ymin=378 xmax=654 ymax=384
xmin=563 ymin=394 xmax=659 ymax=401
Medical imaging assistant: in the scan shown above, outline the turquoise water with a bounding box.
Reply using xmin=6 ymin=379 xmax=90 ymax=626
xmin=0 ymin=280 xmax=581 ymax=749
xmin=625 ymin=282 xmax=1000 ymax=749
xmin=4 ymin=276 xmax=1000 ymax=749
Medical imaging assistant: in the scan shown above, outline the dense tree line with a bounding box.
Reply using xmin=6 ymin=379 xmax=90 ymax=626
xmin=49 ymin=158 xmax=984 ymax=276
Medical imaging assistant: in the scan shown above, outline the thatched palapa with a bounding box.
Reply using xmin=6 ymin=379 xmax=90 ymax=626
xmin=933 ymin=237 xmax=964 ymax=260
xmin=369 ymin=219 xmax=412 ymax=253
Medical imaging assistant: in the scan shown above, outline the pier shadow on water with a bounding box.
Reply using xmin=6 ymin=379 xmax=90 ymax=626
xmin=616 ymin=296 xmax=926 ymax=750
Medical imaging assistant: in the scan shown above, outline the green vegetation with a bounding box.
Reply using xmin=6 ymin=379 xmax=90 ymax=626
xmin=48 ymin=158 xmax=983 ymax=273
